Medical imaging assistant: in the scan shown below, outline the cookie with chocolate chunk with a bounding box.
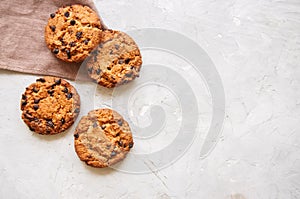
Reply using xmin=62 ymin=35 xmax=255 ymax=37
xmin=45 ymin=4 xmax=102 ymax=62
xmin=20 ymin=76 xmax=80 ymax=135
xmin=74 ymin=108 xmax=134 ymax=168
xmin=86 ymin=30 xmax=142 ymax=88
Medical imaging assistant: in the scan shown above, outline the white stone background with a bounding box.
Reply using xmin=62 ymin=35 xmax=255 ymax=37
xmin=0 ymin=0 xmax=300 ymax=198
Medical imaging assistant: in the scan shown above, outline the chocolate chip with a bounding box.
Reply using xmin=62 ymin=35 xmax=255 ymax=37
xmin=47 ymin=90 xmax=54 ymax=96
xmin=115 ymin=44 xmax=120 ymax=50
xmin=87 ymin=67 xmax=93 ymax=74
xmin=61 ymin=118 xmax=65 ymax=124
xmin=67 ymin=52 xmax=71 ymax=59
xmin=116 ymin=133 xmax=120 ymax=137
xmin=33 ymin=87 xmax=39 ymax=93
xmin=50 ymin=13 xmax=55 ymax=18
xmin=118 ymin=141 xmax=123 ymax=147
xmin=22 ymin=94 xmax=27 ymax=100
xmin=64 ymin=12 xmax=69 ymax=17
xmin=74 ymin=133 xmax=79 ymax=139
xmin=36 ymin=78 xmax=46 ymax=83
xmin=101 ymin=125 xmax=106 ymax=130
xmin=125 ymin=73 xmax=132 ymax=77
xmin=69 ymin=41 xmax=76 ymax=47
xmin=46 ymin=130 xmax=51 ymax=134
xmin=107 ymin=67 xmax=111 ymax=71
xmin=96 ymin=68 xmax=101 ymax=75
xmin=129 ymin=143 xmax=133 ymax=148
xmin=53 ymin=48 xmax=59 ymax=54
xmin=33 ymin=105 xmax=39 ymax=111
xmin=47 ymin=120 xmax=54 ymax=128
xmin=21 ymin=101 xmax=27 ymax=106
xmin=83 ymin=39 xmax=89 ymax=45
xmin=125 ymin=59 xmax=130 ymax=64
xmin=25 ymin=113 xmax=34 ymax=121
xmin=50 ymin=25 xmax=56 ymax=32
xmin=66 ymin=49 xmax=71 ymax=59
xmin=111 ymin=151 xmax=116 ymax=157
xmin=130 ymin=66 xmax=135 ymax=70
xmin=118 ymin=59 xmax=124 ymax=64
xmin=29 ymin=127 xmax=35 ymax=131
xmin=109 ymin=50 xmax=113 ymax=55
xmin=66 ymin=93 xmax=72 ymax=99
xmin=117 ymin=119 xmax=123 ymax=126
xmin=74 ymin=108 xmax=80 ymax=113
xmin=62 ymin=87 xmax=68 ymax=93
xmin=93 ymin=56 xmax=97 ymax=62
xmin=34 ymin=99 xmax=40 ymax=104
xmin=70 ymin=20 xmax=76 ymax=25
xmin=76 ymin=31 xmax=82 ymax=39
xmin=55 ymin=79 xmax=61 ymax=85
xmin=93 ymin=122 xmax=98 ymax=128
xmin=60 ymin=38 xmax=67 ymax=46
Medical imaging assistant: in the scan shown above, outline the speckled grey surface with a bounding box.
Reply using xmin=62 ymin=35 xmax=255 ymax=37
xmin=1 ymin=0 xmax=300 ymax=198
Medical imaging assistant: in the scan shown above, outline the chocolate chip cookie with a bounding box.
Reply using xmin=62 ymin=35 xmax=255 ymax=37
xmin=20 ymin=76 xmax=80 ymax=135
xmin=74 ymin=108 xmax=134 ymax=168
xmin=86 ymin=30 xmax=142 ymax=88
xmin=45 ymin=4 xmax=102 ymax=62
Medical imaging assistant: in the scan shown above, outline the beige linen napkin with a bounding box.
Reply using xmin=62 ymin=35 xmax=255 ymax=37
xmin=0 ymin=0 xmax=103 ymax=80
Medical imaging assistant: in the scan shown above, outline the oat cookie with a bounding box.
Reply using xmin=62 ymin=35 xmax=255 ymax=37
xmin=86 ymin=30 xmax=142 ymax=88
xmin=45 ymin=4 xmax=102 ymax=62
xmin=20 ymin=76 xmax=80 ymax=135
xmin=74 ymin=108 xmax=134 ymax=168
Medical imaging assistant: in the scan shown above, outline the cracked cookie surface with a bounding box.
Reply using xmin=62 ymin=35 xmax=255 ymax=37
xmin=45 ymin=4 xmax=102 ymax=62
xmin=20 ymin=76 xmax=80 ymax=135
xmin=74 ymin=108 xmax=134 ymax=168
xmin=86 ymin=30 xmax=142 ymax=88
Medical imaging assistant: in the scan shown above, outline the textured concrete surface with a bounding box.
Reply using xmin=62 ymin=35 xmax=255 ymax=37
xmin=1 ymin=0 xmax=300 ymax=198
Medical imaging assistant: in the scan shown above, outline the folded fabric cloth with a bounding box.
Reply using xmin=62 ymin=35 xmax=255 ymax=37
xmin=0 ymin=0 xmax=104 ymax=80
